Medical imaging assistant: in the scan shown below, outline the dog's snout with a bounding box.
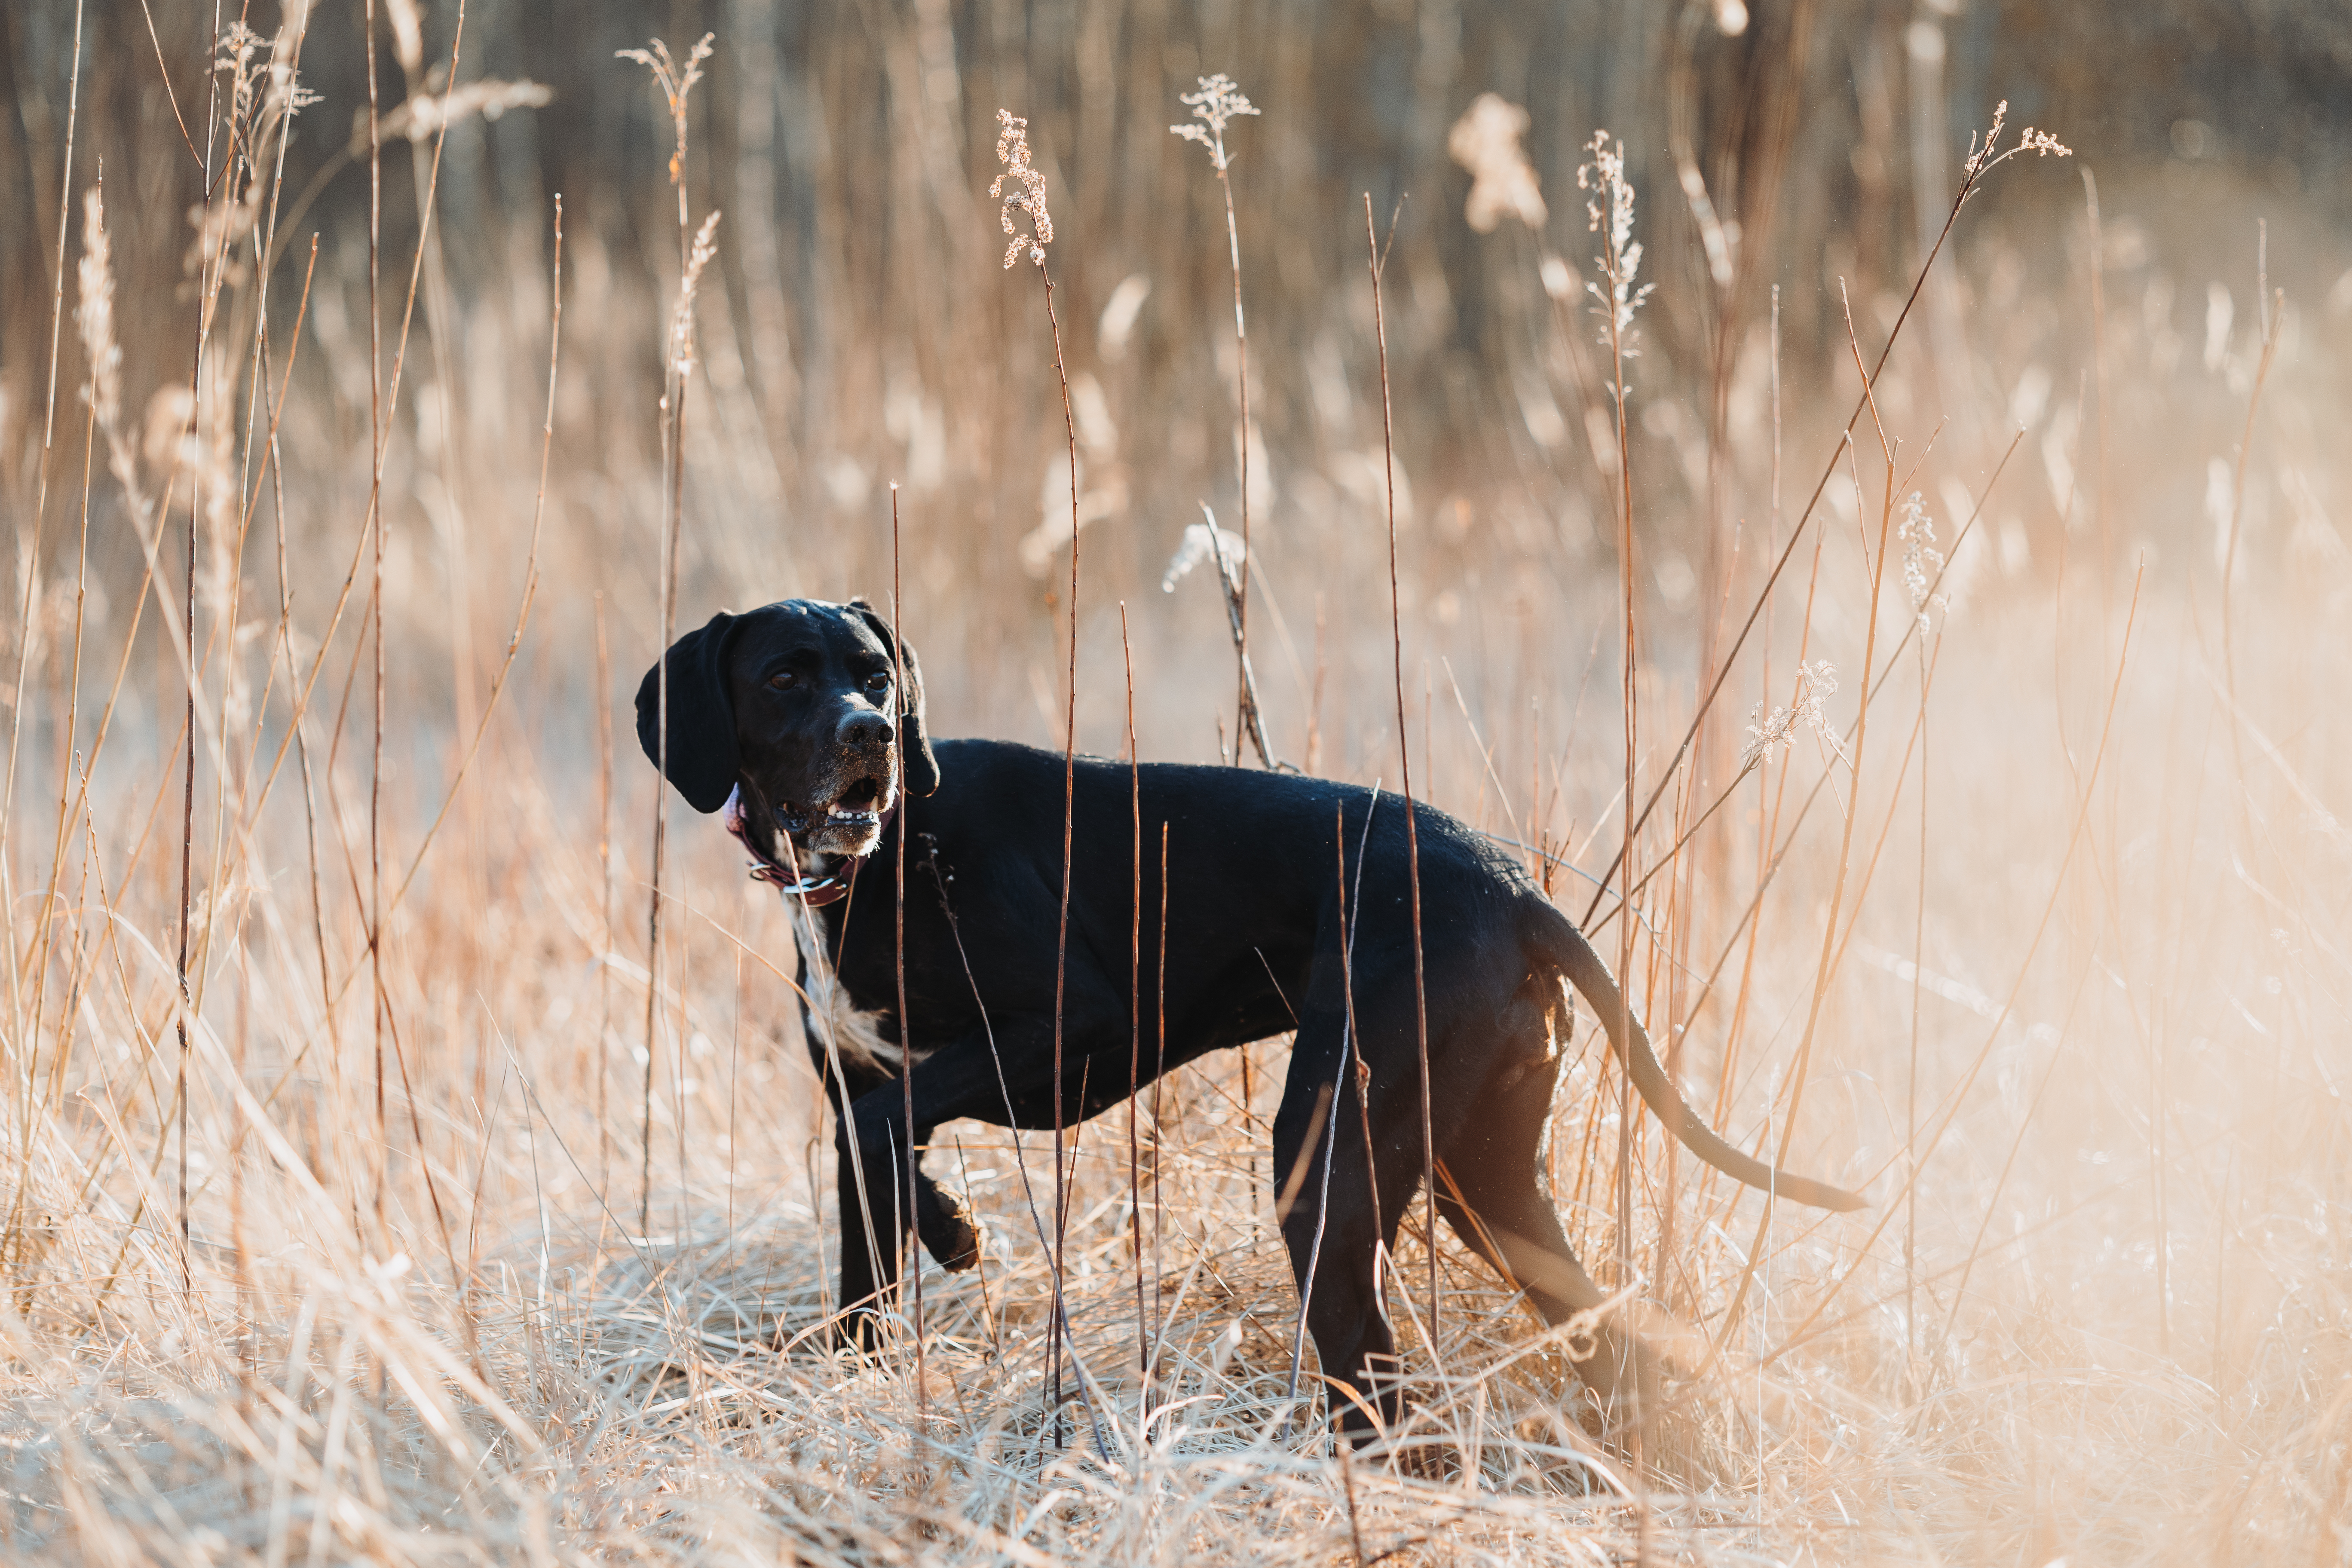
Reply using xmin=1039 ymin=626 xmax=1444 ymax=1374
xmin=839 ymin=708 xmax=895 ymax=750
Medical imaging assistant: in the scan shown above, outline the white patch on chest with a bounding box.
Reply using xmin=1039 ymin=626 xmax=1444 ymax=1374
xmin=789 ymin=915 xmax=933 ymax=1075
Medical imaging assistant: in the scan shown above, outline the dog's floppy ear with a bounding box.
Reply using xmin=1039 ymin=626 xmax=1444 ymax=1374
xmin=635 ymin=610 xmax=743 ymax=814
xmin=848 ymin=599 xmax=941 ymax=798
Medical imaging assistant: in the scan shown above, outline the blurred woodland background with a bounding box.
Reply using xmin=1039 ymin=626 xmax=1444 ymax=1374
xmin=5 ymin=0 xmax=2349 ymax=735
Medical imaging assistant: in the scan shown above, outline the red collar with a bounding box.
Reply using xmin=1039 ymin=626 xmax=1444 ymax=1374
xmin=720 ymin=785 xmax=885 ymax=908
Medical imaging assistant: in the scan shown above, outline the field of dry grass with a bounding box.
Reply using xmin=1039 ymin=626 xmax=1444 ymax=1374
xmin=3 ymin=7 xmax=2350 ymax=1565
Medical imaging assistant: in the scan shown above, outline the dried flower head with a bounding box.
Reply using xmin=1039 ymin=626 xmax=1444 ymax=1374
xmin=1448 ymin=94 xmax=1547 ymax=234
xmin=1738 ymin=660 xmax=1849 ymax=774
xmin=75 ymin=188 xmax=121 ymax=435
xmin=75 ymin=184 xmax=159 ymax=533
xmin=1162 ymin=518 xmax=1248 ymax=594
xmin=618 ymin=34 xmax=714 ymax=187
xmin=1960 ymin=100 xmax=2073 ymax=194
xmin=213 ymin=24 xmax=267 ymax=136
xmin=1171 ymin=74 xmax=1259 ymax=173
xmin=992 ymin=109 xmax=1053 ymax=268
xmin=1898 ymin=491 xmax=1950 ymax=635
xmin=1577 ymin=131 xmax=1654 ymax=353
xmin=669 ymin=211 xmax=724 ymax=379
xmin=142 ymin=380 xmax=238 ymax=630
xmin=385 ymin=0 xmax=426 ymax=77
xmin=379 ymin=79 xmax=551 ymax=144
xmin=191 ymin=24 xmax=320 ymax=286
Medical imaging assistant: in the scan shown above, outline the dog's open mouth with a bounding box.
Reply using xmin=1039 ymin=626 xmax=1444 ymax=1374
xmin=776 ymin=775 xmax=887 ymax=840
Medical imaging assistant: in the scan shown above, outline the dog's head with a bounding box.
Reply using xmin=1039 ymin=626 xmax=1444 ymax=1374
xmin=635 ymin=597 xmax=940 ymax=860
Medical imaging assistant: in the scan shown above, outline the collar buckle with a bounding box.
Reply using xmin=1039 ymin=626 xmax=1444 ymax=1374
xmin=720 ymin=783 xmax=882 ymax=909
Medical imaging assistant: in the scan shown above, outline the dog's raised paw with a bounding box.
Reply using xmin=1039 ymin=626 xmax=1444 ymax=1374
xmin=922 ymin=1194 xmax=985 ymax=1273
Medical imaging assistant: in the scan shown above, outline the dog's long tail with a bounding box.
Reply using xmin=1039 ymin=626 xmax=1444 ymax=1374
xmin=1531 ymin=901 xmax=1866 ymax=1213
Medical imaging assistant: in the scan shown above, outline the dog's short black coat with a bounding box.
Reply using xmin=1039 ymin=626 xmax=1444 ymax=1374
xmin=638 ymin=597 xmax=1862 ymax=1441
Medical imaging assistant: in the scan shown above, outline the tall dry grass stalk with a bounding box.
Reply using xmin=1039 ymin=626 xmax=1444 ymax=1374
xmin=1172 ymin=74 xmax=1270 ymax=769
xmin=1361 ymin=193 xmax=1439 ymax=1381
xmin=994 ymin=104 xmax=1086 ymax=1446
xmin=1122 ymin=602 xmax=1145 ymax=1376
xmin=624 ymin=30 xmax=717 ymax=1237
xmin=887 ymin=481 xmax=925 ymax=1451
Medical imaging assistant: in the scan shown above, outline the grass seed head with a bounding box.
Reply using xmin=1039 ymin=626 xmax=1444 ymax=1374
xmin=1962 ymin=99 xmax=2073 ymax=192
xmin=1577 ymin=131 xmax=1654 ymax=353
xmin=993 ymin=109 xmax=1053 ymax=268
xmin=1899 ymin=491 xmax=1950 ymax=634
xmin=1449 ymin=94 xmax=1547 ymax=234
xmin=618 ymin=33 xmax=714 ymax=185
xmin=670 ymin=211 xmax=724 ymax=380
xmin=1739 ymin=660 xmax=1849 ymax=775
xmin=1171 ymin=73 xmax=1260 ymax=173
xmin=379 ymin=79 xmax=552 ymax=144
xmin=1162 ymin=518 xmax=1246 ymax=594
xmin=74 ymin=187 xmax=120 ymax=435
xmin=385 ymin=0 xmax=426 ymax=76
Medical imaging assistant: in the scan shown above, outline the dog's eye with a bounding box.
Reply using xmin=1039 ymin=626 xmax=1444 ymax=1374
xmin=769 ymin=672 xmax=797 ymax=691
xmin=864 ymin=672 xmax=891 ymax=695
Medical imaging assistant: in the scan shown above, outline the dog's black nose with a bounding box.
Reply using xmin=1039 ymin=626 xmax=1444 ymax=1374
xmin=840 ymin=710 xmax=895 ymax=749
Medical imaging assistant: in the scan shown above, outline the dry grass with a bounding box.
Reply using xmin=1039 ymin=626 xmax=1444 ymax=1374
xmin=4 ymin=12 xmax=2352 ymax=1567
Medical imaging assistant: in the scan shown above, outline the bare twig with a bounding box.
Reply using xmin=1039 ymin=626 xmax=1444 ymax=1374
xmin=1123 ymin=603 xmax=1145 ymax=1376
xmin=995 ymin=105 xmax=1080 ymax=1444
xmin=626 ymin=31 xmax=716 ymax=1237
xmin=1364 ymin=193 xmax=1437 ymax=1362
xmin=1173 ymin=75 xmax=1266 ymax=763
xmin=889 ymin=484 xmax=924 ymax=1458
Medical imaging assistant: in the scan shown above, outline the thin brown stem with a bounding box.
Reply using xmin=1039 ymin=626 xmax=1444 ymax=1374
xmin=889 ymin=485 xmax=924 ymax=1458
xmin=1122 ymin=604 xmax=1145 ymax=1377
xmin=1154 ymin=821 xmax=1169 ymax=1373
xmin=1037 ymin=248 xmax=1082 ymax=1446
xmin=1216 ymin=162 xmax=1265 ymax=764
xmin=170 ymin=0 xmax=236 ymax=1297
xmin=1364 ymin=194 xmax=1436 ymax=1359
xmin=364 ymin=0 xmax=388 ymax=1249
xmin=596 ymin=591 xmax=612 ymax=1197
xmin=633 ymin=33 xmax=711 ymax=1239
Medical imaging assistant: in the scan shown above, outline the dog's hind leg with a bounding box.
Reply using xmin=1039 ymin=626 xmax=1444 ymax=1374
xmin=1271 ymin=1008 xmax=1425 ymax=1445
xmin=1433 ymin=1015 xmax=1659 ymax=1452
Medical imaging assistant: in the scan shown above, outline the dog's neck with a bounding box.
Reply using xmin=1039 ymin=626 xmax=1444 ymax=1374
xmin=719 ymin=784 xmax=881 ymax=908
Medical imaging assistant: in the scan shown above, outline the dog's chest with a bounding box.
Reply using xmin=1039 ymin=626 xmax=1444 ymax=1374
xmin=790 ymin=913 xmax=933 ymax=1075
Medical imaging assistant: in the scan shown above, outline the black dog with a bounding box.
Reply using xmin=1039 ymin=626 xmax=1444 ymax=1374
xmin=637 ymin=597 xmax=1862 ymax=1441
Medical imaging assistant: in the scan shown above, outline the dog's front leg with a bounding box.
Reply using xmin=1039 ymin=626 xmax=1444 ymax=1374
xmin=830 ymin=1080 xmax=965 ymax=1349
xmin=826 ymin=1015 xmax=1110 ymax=1349
xmin=827 ymin=1043 xmax=1015 ymax=1348
xmin=828 ymin=1084 xmax=903 ymax=1349
xmin=803 ymin=1028 xmax=898 ymax=1344
xmin=840 ymin=1096 xmax=985 ymax=1283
